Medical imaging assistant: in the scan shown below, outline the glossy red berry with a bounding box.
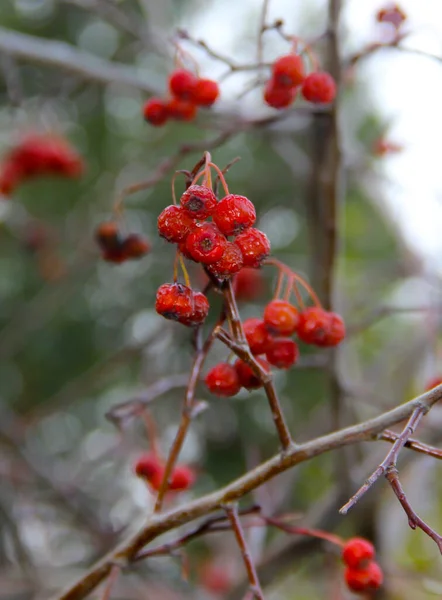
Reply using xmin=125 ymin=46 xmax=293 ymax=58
xmin=185 ymin=223 xmax=227 ymax=264
xmin=206 ymin=242 xmax=244 ymax=279
xmin=264 ymin=80 xmax=297 ymax=109
xmin=193 ymin=78 xmax=220 ymax=107
xmin=263 ymin=300 xmax=299 ymax=336
xmin=157 ymin=205 xmax=196 ymax=243
xmin=180 ymin=185 xmax=217 ymax=220
xmin=179 ymin=240 xmax=197 ymax=261
xmin=205 ymin=362 xmax=242 ymax=397
xmin=323 ymin=311 xmax=345 ymax=346
xmin=167 ymin=98 xmax=197 ymax=121
xmin=266 ymin=337 xmax=299 ymax=369
xmin=297 ymin=307 xmax=330 ymax=346
xmin=122 ymin=234 xmax=151 ymax=258
xmin=135 ymin=453 xmax=163 ymax=480
xmin=143 ymin=98 xmax=169 ymax=126
xmin=169 ymin=69 xmax=198 ymax=100
xmin=342 ymin=538 xmax=375 ymax=569
xmin=302 ymin=72 xmax=336 ymax=104
xmin=169 ymin=464 xmax=196 ymax=491
xmin=95 ymin=221 xmax=121 ymax=251
xmin=234 ymin=357 xmax=270 ymax=390
xmin=233 ymin=268 xmax=265 ymax=301
xmin=155 ymin=283 xmax=194 ymax=321
xmin=179 ymin=291 xmax=210 ymax=326
xmin=425 ymin=376 xmax=442 ymax=392
xmin=213 ymin=194 xmax=256 ymax=236
xmin=243 ymin=318 xmax=272 ymax=355
xmin=234 ymin=228 xmax=270 ymax=268
xmin=272 ymin=54 xmax=305 ymax=88
xmin=344 ymin=562 xmax=383 ymax=592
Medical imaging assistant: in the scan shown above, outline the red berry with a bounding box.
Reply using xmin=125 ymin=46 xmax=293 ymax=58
xmin=169 ymin=464 xmax=196 ymax=491
xmin=323 ymin=311 xmax=345 ymax=346
xmin=233 ymin=267 xmax=265 ymax=302
xmin=234 ymin=228 xmax=270 ymax=268
xmin=169 ymin=69 xmax=198 ymax=100
xmin=157 ymin=205 xmax=196 ymax=243
xmin=155 ymin=283 xmax=194 ymax=321
xmin=297 ymin=307 xmax=330 ymax=346
xmin=193 ymin=78 xmax=220 ymax=107
xmin=301 ymin=72 xmax=336 ymax=104
xmin=167 ymin=98 xmax=197 ymax=121
xmin=263 ymin=299 xmax=299 ymax=336
xmin=342 ymin=538 xmax=375 ymax=569
xmin=122 ymin=234 xmax=150 ymax=258
xmin=272 ymin=54 xmax=305 ymax=88
xmin=102 ymin=247 xmax=127 ymax=264
xmin=143 ymin=98 xmax=169 ymax=126
xmin=179 ymin=240 xmax=197 ymax=261
xmin=243 ymin=318 xmax=272 ymax=355
xmin=425 ymin=376 xmax=442 ymax=392
xmin=234 ymin=357 xmax=270 ymax=390
xmin=206 ymin=242 xmax=244 ymax=279
xmin=205 ymin=362 xmax=242 ymax=397
xmin=180 ymin=185 xmax=217 ymax=220
xmin=134 ymin=453 xmax=163 ymax=480
xmin=179 ymin=291 xmax=210 ymax=326
xmin=95 ymin=221 xmax=121 ymax=251
xmin=185 ymin=223 xmax=227 ymax=264
xmin=344 ymin=562 xmax=383 ymax=593
xmin=266 ymin=337 xmax=299 ymax=369
xmin=213 ymin=194 xmax=256 ymax=236
xmin=200 ymin=563 xmax=232 ymax=594
xmin=264 ymin=80 xmax=297 ymax=109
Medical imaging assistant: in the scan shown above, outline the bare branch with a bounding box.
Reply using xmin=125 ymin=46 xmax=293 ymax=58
xmin=380 ymin=430 xmax=442 ymax=460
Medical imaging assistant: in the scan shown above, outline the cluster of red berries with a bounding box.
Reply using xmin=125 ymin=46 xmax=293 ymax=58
xmin=155 ymin=184 xmax=270 ymax=326
xmin=143 ymin=69 xmax=220 ymax=127
xmin=342 ymin=537 xmax=383 ymax=594
xmin=0 ymin=133 xmax=84 ymax=196
xmin=134 ymin=452 xmax=195 ymax=492
xmin=205 ymin=300 xmax=345 ymax=397
xmin=95 ymin=221 xmax=150 ymax=263
xmin=264 ymin=53 xmax=336 ymax=110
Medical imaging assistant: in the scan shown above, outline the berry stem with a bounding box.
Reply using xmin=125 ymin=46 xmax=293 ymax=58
xmin=264 ymin=258 xmax=322 ymax=307
xmin=263 ymin=515 xmax=344 ymax=547
xmin=140 ymin=408 xmax=161 ymax=458
xmin=208 ymin=161 xmax=230 ymax=195
xmin=273 ymin=271 xmax=284 ymax=300
xmin=178 ymin=253 xmax=191 ymax=288
xmin=223 ymin=278 xmax=246 ymax=344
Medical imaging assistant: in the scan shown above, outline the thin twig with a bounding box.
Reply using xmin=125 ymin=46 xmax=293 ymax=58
xmin=257 ymin=0 xmax=271 ymax=65
xmin=380 ymin=430 xmax=442 ymax=460
xmin=100 ymin=565 xmax=120 ymax=600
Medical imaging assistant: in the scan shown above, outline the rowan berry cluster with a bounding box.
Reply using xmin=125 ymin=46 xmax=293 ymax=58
xmin=134 ymin=451 xmax=195 ymax=493
xmin=95 ymin=221 xmax=150 ymax=263
xmin=342 ymin=537 xmax=383 ymax=594
xmin=264 ymin=52 xmax=336 ymax=110
xmin=143 ymin=68 xmax=220 ymax=126
xmin=0 ymin=133 xmax=84 ymax=196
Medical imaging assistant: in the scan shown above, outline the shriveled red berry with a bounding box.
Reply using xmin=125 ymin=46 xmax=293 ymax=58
xmin=169 ymin=464 xmax=196 ymax=491
xmin=425 ymin=376 xmax=442 ymax=392
xmin=263 ymin=299 xmax=299 ymax=336
xmin=344 ymin=562 xmax=383 ymax=592
xmin=206 ymin=242 xmax=243 ymax=279
xmin=272 ymin=54 xmax=305 ymax=88
xmin=194 ymin=78 xmax=220 ymax=107
xmin=157 ymin=205 xmax=196 ymax=243
xmin=205 ymin=362 xmax=242 ymax=397
xmin=167 ymin=98 xmax=197 ymax=121
xmin=234 ymin=357 xmax=270 ymax=390
xmin=122 ymin=234 xmax=150 ymax=258
xmin=180 ymin=185 xmax=217 ymax=220
xmin=134 ymin=453 xmax=163 ymax=480
xmin=264 ymin=80 xmax=297 ymax=109
xmin=302 ymin=72 xmax=336 ymax=104
xmin=143 ymin=98 xmax=169 ymax=126
xmin=297 ymin=307 xmax=330 ymax=346
xmin=155 ymin=283 xmax=194 ymax=321
xmin=266 ymin=337 xmax=299 ymax=369
xmin=185 ymin=223 xmax=227 ymax=264
xmin=169 ymin=69 xmax=198 ymax=100
xmin=233 ymin=267 xmax=265 ymax=302
xmin=243 ymin=318 xmax=272 ymax=355
xmin=234 ymin=228 xmax=270 ymax=268
xmin=323 ymin=311 xmax=345 ymax=346
xmin=342 ymin=538 xmax=375 ymax=569
xmin=95 ymin=221 xmax=121 ymax=251
xmin=179 ymin=291 xmax=210 ymax=326
xmin=213 ymin=194 xmax=256 ymax=236
xmin=377 ymin=4 xmax=406 ymax=28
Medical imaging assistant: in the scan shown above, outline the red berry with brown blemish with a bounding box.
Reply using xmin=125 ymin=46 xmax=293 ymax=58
xmin=234 ymin=228 xmax=270 ymax=268
xmin=264 ymin=80 xmax=297 ymax=109
xmin=243 ymin=318 xmax=272 ymax=355
xmin=206 ymin=242 xmax=244 ymax=279
xmin=155 ymin=282 xmax=194 ymax=321
xmin=169 ymin=69 xmax=198 ymax=100
xmin=213 ymin=194 xmax=256 ymax=236
xmin=95 ymin=221 xmax=121 ymax=251
xmin=233 ymin=267 xmax=265 ymax=302
xmin=265 ymin=337 xmax=299 ymax=369
xmin=122 ymin=234 xmax=151 ymax=259
xmin=186 ymin=222 xmax=227 ymax=264
xmin=234 ymin=357 xmax=270 ymax=390
xmin=143 ymin=98 xmax=169 ymax=126
xmin=344 ymin=562 xmax=383 ymax=593
xmin=179 ymin=291 xmax=210 ymax=326
xmin=263 ymin=299 xmax=299 ymax=336
xmin=180 ymin=185 xmax=217 ymax=220
xmin=297 ymin=306 xmax=330 ymax=346
xmin=205 ymin=362 xmax=242 ymax=397
xmin=169 ymin=464 xmax=196 ymax=491
xmin=342 ymin=538 xmax=375 ymax=569
xmin=272 ymin=54 xmax=305 ymax=88
xmin=157 ymin=205 xmax=197 ymax=243
xmin=193 ymin=78 xmax=220 ymax=107
xmin=167 ymin=97 xmax=197 ymax=121
xmin=301 ymin=72 xmax=336 ymax=104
